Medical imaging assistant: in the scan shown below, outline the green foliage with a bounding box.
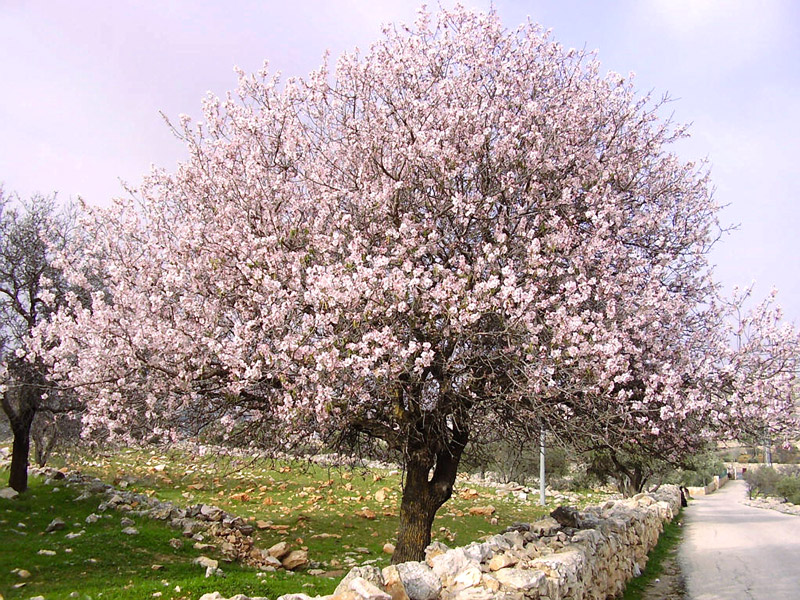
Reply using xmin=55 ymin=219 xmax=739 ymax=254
xmin=773 ymin=444 xmax=800 ymax=464
xmin=742 ymin=466 xmax=800 ymax=504
xmin=776 ymin=476 xmax=800 ymax=504
xmin=668 ymin=453 xmax=727 ymax=488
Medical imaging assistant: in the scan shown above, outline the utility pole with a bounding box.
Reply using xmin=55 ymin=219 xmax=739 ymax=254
xmin=765 ymin=436 xmax=773 ymax=467
xmin=539 ymin=427 xmax=546 ymax=506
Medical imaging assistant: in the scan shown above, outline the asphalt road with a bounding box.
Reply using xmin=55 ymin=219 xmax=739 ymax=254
xmin=679 ymin=479 xmax=800 ymax=599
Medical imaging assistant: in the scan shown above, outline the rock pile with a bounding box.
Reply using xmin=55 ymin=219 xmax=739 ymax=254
xmin=29 ymin=466 xmax=307 ymax=571
xmin=744 ymin=495 xmax=800 ymax=516
xmin=201 ymin=486 xmax=681 ymax=600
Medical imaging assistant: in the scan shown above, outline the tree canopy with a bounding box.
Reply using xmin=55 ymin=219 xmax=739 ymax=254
xmin=32 ymin=7 xmax=799 ymax=559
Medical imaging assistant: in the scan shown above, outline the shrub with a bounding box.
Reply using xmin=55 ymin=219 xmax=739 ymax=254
xmin=744 ymin=466 xmax=781 ymax=498
xmin=776 ymin=476 xmax=800 ymax=505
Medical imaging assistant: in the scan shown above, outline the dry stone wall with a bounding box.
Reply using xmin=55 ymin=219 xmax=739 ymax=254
xmin=202 ymin=485 xmax=681 ymax=600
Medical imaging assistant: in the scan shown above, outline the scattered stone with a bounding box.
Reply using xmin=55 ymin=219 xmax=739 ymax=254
xmin=169 ymin=538 xmax=184 ymax=549
xmin=0 ymin=487 xmax=20 ymax=499
xmin=383 ymin=543 xmax=396 ymax=555
xmin=45 ymin=518 xmax=66 ymax=532
xmin=355 ymin=508 xmax=377 ymax=520
xmin=37 ymin=549 xmax=56 ymax=556
xmin=65 ymin=530 xmax=85 ymax=539
xmin=194 ymin=542 xmax=216 ymax=551
xmin=121 ymin=526 xmax=139 ymax=535
xmin=120 ymin=517 xmax=135 ymax=526
xmin=195 ymin=556 xmax=220 ymax=570
xmin=468 ymin=505 xmax=495 ymax=516
xmin=85 ymin=513 xmax=100 ymax=524
xmin=268 ymin=541 xmax=290 ymax=559
xmin=16 ymin=569 xmax=31 ymax=579
xmin=282 ymin=549 xmax=309 ymax=571
xmin=152 ymin=564 xmax=164 ymax=570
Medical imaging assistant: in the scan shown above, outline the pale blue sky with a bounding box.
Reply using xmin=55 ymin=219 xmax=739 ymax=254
xmin=1 ymin=0 xmax=798 ymax=323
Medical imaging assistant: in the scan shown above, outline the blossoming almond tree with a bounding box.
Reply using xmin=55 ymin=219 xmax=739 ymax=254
xmin=33 ymin=7 xmax=797 ymax=561
xmin=0 ymin=189 xmax=82 ymax=492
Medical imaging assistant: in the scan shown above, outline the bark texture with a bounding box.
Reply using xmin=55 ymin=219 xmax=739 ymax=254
xmin=392 ymin=424 xmax=468 ymax=564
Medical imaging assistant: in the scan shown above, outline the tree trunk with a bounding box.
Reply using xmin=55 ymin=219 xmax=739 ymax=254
xmin=3 ymin=379 xmax=39 ymax=493
xmin=393 ymin=455 xmax=443 ymax=563
xmin=393 ymin=425 xmax=468 ymax=563
xmin=9 ymin=410 xmax=33 ymax=492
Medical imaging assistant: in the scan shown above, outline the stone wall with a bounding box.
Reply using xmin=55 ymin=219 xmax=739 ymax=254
xmin=202 ymin=485 xmax=681 ymax=600
xmin=687 ymin=474 xmax=728 ymax=497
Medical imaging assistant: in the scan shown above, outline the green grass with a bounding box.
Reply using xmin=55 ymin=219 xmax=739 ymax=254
xmin=620 ymin=510 xmax=684 ymax=600
xmin=1 ymin=445 xmax=610 ymax=599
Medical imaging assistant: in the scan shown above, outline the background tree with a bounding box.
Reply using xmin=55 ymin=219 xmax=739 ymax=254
xmin=0 ymin=188 xmax=80 ymax=492
xmin=35 ymin=7 xmax=796 ymax=560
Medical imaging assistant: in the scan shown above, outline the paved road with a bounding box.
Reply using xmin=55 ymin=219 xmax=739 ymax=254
xmin=679 ymin=479 xmax=800 ymax=599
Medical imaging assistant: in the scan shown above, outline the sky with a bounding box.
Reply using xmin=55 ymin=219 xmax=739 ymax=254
xmin=1 ymin=0 xmax=798 ymax=324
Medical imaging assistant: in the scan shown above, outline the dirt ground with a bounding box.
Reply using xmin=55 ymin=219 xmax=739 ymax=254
xmin=639 ymin=550 xmax=686 ymax=600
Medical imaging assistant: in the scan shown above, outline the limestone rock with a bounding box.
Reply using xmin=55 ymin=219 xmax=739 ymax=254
xmin=334 ymin=576 xmax=392 ymax=600
xmin=452 ymin=564 xmax=482 ymax=588
xmin=194 ymin=556 xmax=219 ymax=570
xmin=394 ymin=561 xmax=442 ymax=600
xmin=45 ymin=518 xmax=66 ymax=532
xmin=268 ymin=541 xmax=291 ymax=559
xmin=382 ymin=565 xmax=411 ymax=600
xmin=493 ymin=567 xmax=546 ymax=593
xmin=468 ymin=505 xmax=495 ymax=516
xmin=282 ymin=549 xmax=309 ymax=571
xmin=424 ymin=541 xmax=449 ymax=563
xmin=488 ymin=552 xmax=518 ymax=571
xmin=530 ymin=516 xmax=561 ymax=537
xmin=430 ymin=547 xmax=470 ymax=582
xmin=0 ymin=487 xmax=19 ymax=499
xmin=200 ymin=504 xmax=225 ymax=521
xmin=461 ymin=542 xmax=492 ymax=564
xmin=121 ymin=526 xmax=139 ymax=535
xmin=550 ymin=505 xmax=581 ymax=529
xmin=335 ymin=566 xmax=384 ymax=595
